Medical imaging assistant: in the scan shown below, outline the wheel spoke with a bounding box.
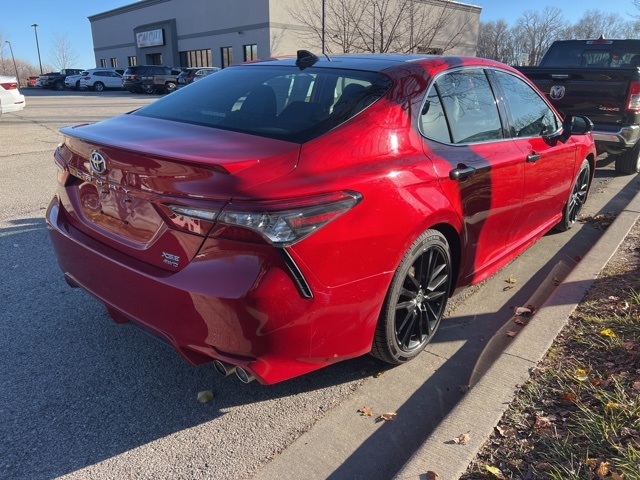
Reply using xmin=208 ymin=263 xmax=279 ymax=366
xmin=399 ymin=310 xmax=417 ymax=348
xmin=396 ymin=300 xmax=414 ymax=310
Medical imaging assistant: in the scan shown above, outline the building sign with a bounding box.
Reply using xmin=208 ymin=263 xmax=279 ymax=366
xmin=136 ymin=29 xmax=164 ymax=48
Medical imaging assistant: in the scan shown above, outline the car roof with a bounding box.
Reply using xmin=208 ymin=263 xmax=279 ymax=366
xmin=237 ymin=53 xmax=507 ymax=73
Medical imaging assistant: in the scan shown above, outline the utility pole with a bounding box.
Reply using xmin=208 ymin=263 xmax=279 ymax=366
xmin=31 ymin=24 xmax=43 ymax=74
xmin=5 ymin=41 xmax=20 ymax=84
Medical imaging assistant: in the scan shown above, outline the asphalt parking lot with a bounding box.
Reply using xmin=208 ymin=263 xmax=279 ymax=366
xmin=1 ymin=89 xmax=638 ymax=480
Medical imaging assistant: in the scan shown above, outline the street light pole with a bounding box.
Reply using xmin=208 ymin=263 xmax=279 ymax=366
xmin=31 ymin=23 xmax=43 ymax=74
xmin=5 ymin=41 xmax=20 ymax=84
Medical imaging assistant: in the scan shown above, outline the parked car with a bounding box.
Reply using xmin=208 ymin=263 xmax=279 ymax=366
xmin=39 ymin=69 xmax=84 ymax=91
xmin=80 ymin=69 xmax=125 ymax=91
xmin=176 ymin=67 xmax=220 ymax=87
xmin=517 ymin=38 xmax=640 ymax=174
xmin=0 ymin=76 xmax=26 ymax=114
xmin=122 ymin=65 xmax=180 ymax=94
xmin=65 ymin=71 xmax=88 ymax=90
xmin=47 ymin=52 xmax=596 ymax=385
xmin=27 ymin=76 xmax=39 ymax=87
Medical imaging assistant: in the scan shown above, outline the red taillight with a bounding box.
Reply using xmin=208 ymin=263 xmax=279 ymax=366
xmin=215 ymin=191 xmax=363 ymax=246
xmin=53 ymin=149 xmax=71 ymax=186
xmin=155 ymin=200 xmax=225 ymax=237
xmin=626 ymin=81 xmax=640 ymax=113
xmin=1 ymin=82 xmax=18 ymax=90
xmin=83 ymin=76 xmax=90 ymax=80
xmin=155 ymin=191 xmax=362 ymax=245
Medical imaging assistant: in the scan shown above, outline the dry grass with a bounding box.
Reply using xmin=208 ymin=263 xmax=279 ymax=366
xmin=461 ymin=221 xmax=640 ymax=480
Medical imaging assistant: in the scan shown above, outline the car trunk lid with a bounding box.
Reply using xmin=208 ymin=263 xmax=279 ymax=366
xmin=58 ymin=114 xmax=300 ymax=271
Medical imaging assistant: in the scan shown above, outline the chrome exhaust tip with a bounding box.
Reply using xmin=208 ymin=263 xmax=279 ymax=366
xmin=213 ymin=360 xmax=236 ymax=377
xmin=235 ymin=367 xmax=255 ymax=384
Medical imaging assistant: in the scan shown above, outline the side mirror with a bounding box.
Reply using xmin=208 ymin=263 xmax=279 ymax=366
xmin=558 ymin=115 xmax=593 ymax=142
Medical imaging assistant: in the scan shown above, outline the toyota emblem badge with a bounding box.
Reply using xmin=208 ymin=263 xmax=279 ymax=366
xmin=89 ymin=150 xmax=107 ymax=175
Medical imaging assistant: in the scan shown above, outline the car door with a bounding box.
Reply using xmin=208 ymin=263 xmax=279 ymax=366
xmin=420 ymin=68 xmax=526 ymax=284
xmin=489 ymin=69 xmax=578 ymax=248
xmin=106 ymin=72 xmax=122 ymax=88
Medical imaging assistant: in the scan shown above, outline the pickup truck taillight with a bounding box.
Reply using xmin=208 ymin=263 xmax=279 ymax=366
xmin=626 ymin=81 xmax=640 ymax=113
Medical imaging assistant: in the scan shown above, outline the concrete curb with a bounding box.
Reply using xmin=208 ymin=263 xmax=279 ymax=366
xmin=394 ymin=185 xmax=640 ymax=479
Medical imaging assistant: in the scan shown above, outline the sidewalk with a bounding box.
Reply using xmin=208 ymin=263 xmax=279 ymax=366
xmin=395 ymin=183 xmax=640 ymax=479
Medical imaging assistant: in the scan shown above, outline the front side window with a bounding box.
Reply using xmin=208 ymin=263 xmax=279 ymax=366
xmin=431 ymin=69 xmax=503 ymax=144
xmin=133 ymin=65 xmax=392 ymax=143
xmin=492 ymin=70 xmax=559 ymax=138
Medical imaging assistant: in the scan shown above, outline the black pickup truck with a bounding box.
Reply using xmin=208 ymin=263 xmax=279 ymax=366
xmin=517 ymin=38 xmax=640 ymax=174
xmin=39 ymin=69 xmax=84 ymax=91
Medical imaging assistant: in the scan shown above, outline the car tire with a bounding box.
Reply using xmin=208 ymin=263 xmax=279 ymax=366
xmin=143 ymin=85 xmax=155 ymax=94
xmin=94 ymin=82 xmax=105 ymax=92
xmin=75 ymin=80 xmax=80 ymax=91
xmin=371 ymin=229 xmax=452 ymax=364
xmin=54 ymin=81 xmax=64 ymax=91
xmin=165 ymin=82 xmax=177 ymax=94
xmin=614 ymin=141 xmax=640 ymax=175
xmin=556 ymin=159 xmax=590 ymax=232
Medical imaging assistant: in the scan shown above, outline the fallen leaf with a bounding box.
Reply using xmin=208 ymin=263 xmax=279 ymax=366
xmin=610 ymin=472 xmax=625 ymax=480
xmin=514 ymin=318 xmax=526 ymax=325
xmin=575 ymin=368 xmax=589 ymax=381
xmin=503 ymin=286 xmax=514 ymax=291
xmin=425 ymin=471 xmax=439 ymax=480
xmin=358 ymin=406 xmax=375 ymax=416
xmin=506 ymin=330 xmax=518 ymax=338
xmin=506 ymin=276 xmax=517 ymax=284
xmin=196 ymin=390 xmax=214 ymax=403
xmin=485 ymin=465 xmax=505 ymax=478
xmin=633 ymin=382 xmax=640 ymax=391
xmin=534 ymin=415 xmax=553 ymax=429
xmin=595 ymin=460 xmax=610 ymax=477
xmin=459 ymin=384 xmax=471 ymax=393
xmin=377 ymin=412 xmax=397 ymax=422
xmin=453 ymin=433 xmax=470 ymax=444
xmin=605 ymin=402 xmax=622 ymax=411
xmin=374 ymin=370 xmax=385 ymax=378
xmin=600 ymin=328 xmax=617 ymax=338
xmin=560 ymin=392 xmax=577 ymax=404
xmin=515 ymin=306 xmax=532 ymax=316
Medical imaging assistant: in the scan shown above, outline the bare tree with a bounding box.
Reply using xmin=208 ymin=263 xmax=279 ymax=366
xmin=285 ymin=0 xmax=477 ymax=55
xmin=562 ymin=10 xmax=632 ymax=39
xmin=516 ymin=7 xmax=568 ymax=65
xmin=48 ymin=32 xmax=79 ymax=70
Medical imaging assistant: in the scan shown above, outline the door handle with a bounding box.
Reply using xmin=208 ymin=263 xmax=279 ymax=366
xmin=449 ymin=166 xmax=476 ymax=180
xmin=526 ymin=153 xmax=541 ymax=163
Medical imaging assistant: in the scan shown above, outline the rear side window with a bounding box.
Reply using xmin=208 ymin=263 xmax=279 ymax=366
xmin=132 ymin=65 xmax=392 ymax=143
xmin=422 ymin=69 xmax=502 ymax=144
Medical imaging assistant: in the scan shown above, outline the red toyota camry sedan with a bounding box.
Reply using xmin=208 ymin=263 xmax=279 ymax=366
xmin=47 ymin=51 xmax=596 ymax=384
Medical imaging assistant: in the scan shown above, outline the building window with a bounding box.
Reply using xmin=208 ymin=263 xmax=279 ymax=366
xmin=100 ymin=59 xmax=107 ymax=67
xmin=147 ymin=53 xmax=162 ymax=65
xmin=110 ymin=58 xmax=118 ymax=68
xmin=243 ymin=44 xmax=258 ymax=62
xmin=128 ymin=56 xmax=137 ymax=67
xmin=221 ymin=47 xmax=233 ymax=68
xmin=179 ymin=49 xmax=212 ymax=68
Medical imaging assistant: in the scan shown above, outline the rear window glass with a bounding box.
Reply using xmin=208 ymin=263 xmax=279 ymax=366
xmin=132 ymin=65 xmax=392 ymax=143
xmin=543 ymin=44 xmax=640 ymax=68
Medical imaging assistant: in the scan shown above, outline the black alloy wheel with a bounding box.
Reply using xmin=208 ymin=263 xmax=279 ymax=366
xmin=371 ymin=230 xmax=452 ymax=364
xmin=54 ymin=81 xmax=64 ymax=91
xmin=557 ymin=159 xmax=590 ymax=232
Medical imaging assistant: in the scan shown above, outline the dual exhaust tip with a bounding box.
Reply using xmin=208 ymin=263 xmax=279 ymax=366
xmin=213 ymin=359 xmax=255 ymax=384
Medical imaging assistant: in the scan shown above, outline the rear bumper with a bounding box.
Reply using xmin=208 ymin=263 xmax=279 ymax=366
xmin=46 ymin=197 xmax=387 ymax=384
xmin=592 ymin=124 xmax=640 ymax=149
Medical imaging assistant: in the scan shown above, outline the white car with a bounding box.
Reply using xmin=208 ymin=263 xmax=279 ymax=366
xmin=79 ymin=69 xmax=124 ymax=92
xmin=65 ymin=72 xmax=89 ymax=90
xmin=0 ymin=76 xmax=26 ymax=114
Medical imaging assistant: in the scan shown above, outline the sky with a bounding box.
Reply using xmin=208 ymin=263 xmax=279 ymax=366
xmin=2 ymin=0 xmax=639 ymax=71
